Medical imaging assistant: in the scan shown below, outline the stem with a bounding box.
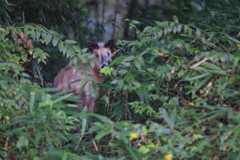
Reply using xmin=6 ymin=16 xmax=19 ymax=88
xmin=112 ymin=0 xmax=119 ymax=39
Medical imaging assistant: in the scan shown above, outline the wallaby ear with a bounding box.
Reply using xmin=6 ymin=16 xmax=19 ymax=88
xmin=88 ymin=42 xmax=99 ymax=52
xmin=104 ymin=39 xmax=114 ymax=50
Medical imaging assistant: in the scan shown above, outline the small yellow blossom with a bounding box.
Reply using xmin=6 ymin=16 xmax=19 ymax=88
xmin=237 ymin=44 xmax=240 ymax=50
xmin=189 ymin=102 xmax=195 ymax=106
xmin=5 ymin=116 xmax=9 ymax=121
xmin=199 ymin=90 xmax=204 ymax=94
xmin=165 ymin=154 xmax=173 ymax=160
xmin=130 ymin=133 xmax=138 ymax=138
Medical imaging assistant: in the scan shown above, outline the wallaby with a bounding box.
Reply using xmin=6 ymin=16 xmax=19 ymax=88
xmin=53 ymin=39 xmax=114 ymax=112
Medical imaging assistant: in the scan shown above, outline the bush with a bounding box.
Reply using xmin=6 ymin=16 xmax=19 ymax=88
xmin=1 ymin=1 xmax=240 ymax=159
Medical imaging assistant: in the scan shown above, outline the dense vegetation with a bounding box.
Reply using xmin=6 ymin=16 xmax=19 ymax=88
xmin=0 ymin=0 xmax=240 ymax=159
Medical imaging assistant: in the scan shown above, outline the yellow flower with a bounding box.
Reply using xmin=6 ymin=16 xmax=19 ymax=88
xmin=165 ymin=154 xmax=173 ymax=160
xmin=130 ymin=133 xmax=138 ymax=138
xmin=199 ymin=89 xmax=204 ymax=94
xmin=189 ymin=102 xmax=195 ymax=106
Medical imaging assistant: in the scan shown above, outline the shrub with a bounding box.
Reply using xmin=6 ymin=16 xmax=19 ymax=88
xmin=1 ymin=2 xmax=240 ymax=158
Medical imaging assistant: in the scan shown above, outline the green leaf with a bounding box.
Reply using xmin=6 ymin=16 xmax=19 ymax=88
xmin=36 ymin=31 xmax=41 ymax=41
xmin=226 ymin=23 xmax=240 ymax=30
xmin=90 ymin=61 xmax=94 ymax=68
xmin=168 ymin=97 xmax=179 ymax=106
xmin=195 ymin=75 xmax=213 ymax=90
xmin=36 ymin=25 xmax=47 ymax=32
xmin=124 ymin=56 xmax=135 ymax=61
xmin=170 ymin=108 xmax=176 ymax=129
xmin=118 ymin=69 xmax=128 ymax=74
xmin=196 ymin=29 xmax=201 ymax=37
xmin=170 ymin=22 xmax=175 ymax=26
xmin=88 ymin=113 xmax=113 ymax=124
xmin=29 ymin=30 xmax=36 ymax=40
xmin=228 ymin=36 xmax=240 ymax=44
xmin=126 ymin=146 xmax=138 ymax=159
xmin=96 ymin=83 xmax=112 ymax=89
xmin=45 ymin=34 xmax=52 ymax=45
xmin=177 ymin=25 xmax=182 ymax=32
xmin=100 ymin=66 xmax=112 ymax=76
xmin=95 ymin=130 xmax=112 ymax=140
xmin=187 ymin=73 xmax=211 ymax=81
xmin=164 ymin=28 xmax=168 ymax=35
xmin=101 ymin=95 xmax=109 ymax=104
xmin=113 ymin=105 xmax=124 ymax=121
xmin=134 ymin=59 xmax=142 ymax=70
xmin=209 ymin=70 xmax=229 ymax=76
xmin=190 ymin=67 xmax=209 ymax=72
xmin=147 ymin=68 xmax=154 ymax=72
xmin=53 ymin=93 xmax=73 ymax=103
xmin=58 ymin=41 xmax=64 ymax=52
xmin=29 ymin=92 xmax=35 ymax=113
xmin=82 ymin=48 xmax=88 ymax=52
xmin=121 ymin=62 xmax=131 ymax=67
xmin=81 ymin=116 xmax=87 ymax=136
xmin=65 ymin=40 xmax=78 ymax=44
xmin=132 ymin=81 xmax=141 ymax=88
xmin=188 ymin=28 xmax=193 ymax=36
xmin=193 ymin=134 xmax=203 ymax=139
xmin=132 ymin=20 xmax=140 ymax=24
xmin=156 ymin=30 xmax=163 ymax=39
xmin=72 ymin=45 xmax=81 ymax=52
xmin=33 ymin=157 xmax=40 ymax=160
xmin=62 ymin=45 xmax=68 ymax=56
xmin=173 ymin=27 xmax=177 ymax=33
xmin=155 ymin=21 xmax=168 ymax=27
xmin=111 ymin=79 xmax=118 ymax=84
xmin=66 ymin=48 xmax=75 ymax=59
xmin=16 ymin=136 xmax=29 ymax=148
xmin=173 ymin=15 xmax=179 ymax=23
xmin=48 ymin=30 xmax=59 ymax=36
xmin=142 ymin=26 xmax=152 ymax=33
xmin=24 ymin=27 xmax=28 ymax=35
xmin=161 ymin=108 xmax=172 ymax=128
xmin=201 ymin=62 xmax=222 ymax=71
xmin=52 ymin=37 xmax=59 ymax=46
xmin=25 ymin=24 xmax=35 ymax=29
xmin=111 ymin=56 xmax=125 ymax=66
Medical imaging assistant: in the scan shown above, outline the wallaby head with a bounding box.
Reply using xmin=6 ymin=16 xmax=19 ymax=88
xmin=88 ymin=39 xmax=114 ymax=69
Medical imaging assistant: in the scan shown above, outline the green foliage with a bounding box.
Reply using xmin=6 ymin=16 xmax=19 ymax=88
xmin=104 ymin=13 xmax=239 ymax=160
xmin=0 ymin=0 xmax=84 ymax=32
xmin=1 ymin=0 xmax=240 ymax=159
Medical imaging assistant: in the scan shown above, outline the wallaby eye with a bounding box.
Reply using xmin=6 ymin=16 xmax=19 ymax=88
xmin=107 ymin=53 xmax=110 ymax=56
xmin=96 ymin=54 xmax=99 ymax=58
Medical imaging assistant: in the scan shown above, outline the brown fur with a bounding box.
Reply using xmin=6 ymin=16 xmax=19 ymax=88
xmin=53 ymin=39 xmax=114 ymax=112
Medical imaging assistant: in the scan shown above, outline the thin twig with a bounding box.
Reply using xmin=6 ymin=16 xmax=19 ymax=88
xmin=92 ymin=139 xmax=99 ymax=151
xmin=111 ymin=49 xmax=120 ymax=57
xmin=5 ymin=137 xmax=9 ymax=157
xmin=101 ymin=0 xmax=105 ymax=39
xmin=190 ymin=57 xmax=208 ymax=68
xmin=112 ymin=0 xmax=119 ymax=39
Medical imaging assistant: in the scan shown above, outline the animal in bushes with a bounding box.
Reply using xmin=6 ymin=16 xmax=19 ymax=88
xmin=53 ymin=39 xmax=114 ymax=112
